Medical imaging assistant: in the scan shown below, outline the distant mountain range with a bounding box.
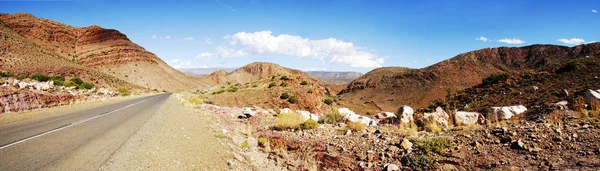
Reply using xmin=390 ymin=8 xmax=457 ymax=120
xmin=181 ymin=68 xmax=362 ymax=85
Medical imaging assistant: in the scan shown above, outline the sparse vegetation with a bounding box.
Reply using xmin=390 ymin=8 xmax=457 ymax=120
xmin=227 ymin=86 xmax=238 ymax=92
xmin=241 ymin=141 xmax=249 ymax=149
xmin=280 ymin=82 xmax=287 ymax=87
xmin=116 ymin=88 xmax=131 ymax=96
xmin=63 ymin=81 xmax=77 ymax=87
xmin=402 ymin=152 xmax=437 ymax=171
xmin=280 ymin=75 xmax=289 ymax=80
xmin=30 ymin=74 xmax=49 ymax=82
xmin=268 ymin=82 xmax=277 ymax=88
xmin=319 ymin=107 xmax=345 ymax=124
xmin=415 ymin=136 xmax=452 ymax=154
xmin=258 ymin=137 xmax=268 ymax=147
xmin=0 ymin=72 xmax=13 ymax=77
xmin=324 ymin=98 xmax=334 ymax=105
xmin=288 ymin=96 xmax=297 ymax=104
xmin=48 ymin=76 xmax=65 ymax=86
xmin=300 ymin=80 xmax=308 ymax=85
xmin=275 ymin=112 xmax=305 ymax=130
xmin=299 ymin=119 xmax=319 ymax=130
xmin=212 ymin=90 xmax=225 ymax=94
xmin=307 ymin=90 xmax=313 ymax=94
xmin=481 ymin=73 xmax=510 ymax=86
xmin=280 ymin=93 xmax=290 ymax=99
xmin=78 ymin=82 xmax=93 ymax=89
xmin=347 ymin=121 xmax=366 ymax=131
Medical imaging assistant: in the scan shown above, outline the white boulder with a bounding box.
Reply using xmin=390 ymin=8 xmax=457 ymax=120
xmin=279 ymin=108 xmax=293 ymax=114
xmin=454 ymin=111 xmax=484 ymax=125
xmin=397 ymin=105 xmax=414 ymax=123
xmin=242 ymin=107 xmax=257 ymax=117
xmin=423 ymin=107 xmax=449 ymax=128
xmin=338 ymin=108 xmax=377 ymax=126
xmin=585 ymin=89 xmax=600 ymax=106
xmin=296 ymin=110 xmax=311 ymax=121
xmin=491 ymin=105 xmax=527 ymax=120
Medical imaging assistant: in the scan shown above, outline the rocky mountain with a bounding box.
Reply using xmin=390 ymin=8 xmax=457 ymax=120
xmin=179 ymin=68 xmax=236 ymax=78
xmin=338 ymin=43 xmax=600 ymax=114
xmin=0 ymin=12 xmax=204 ymax=91
xmin=197 ymin=62 xmax=335 ymax=113
xmin=306 ymin=71 xmax=362 ymax=85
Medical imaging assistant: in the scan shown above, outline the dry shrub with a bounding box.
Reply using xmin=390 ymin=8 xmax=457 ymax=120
xmin=591 ymin=100 xmax=600 ymax=111
xmin=347 ymin=121 xmax=366 ymax=131
xmin=573 ymin=96 xmax=587 ymax=112
xmin=299 ymin=119 xmax=319 ymax=130
xmin=389 ymin=122 xmax=419 ymax=137
xmin=417 ymin=117 xmax=442 ymax=133
xmin=319 ymin=107 xmax=345 ymax=124
xmin=275 ymin=112 xmax=305 ymax=130
xmin=187 ymin=96 xmax=203 ymax=105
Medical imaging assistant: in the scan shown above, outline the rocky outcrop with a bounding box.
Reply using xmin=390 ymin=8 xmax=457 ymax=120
xmin=422 ymin=107 xmax=450 ymax=128
xmin=454 ymin=111 xmax=485 ymax=125
xmin=491 ymin=105 xmax=527 ymax=120
xmin=585 ymin=89 xmax=600 ymax=106
xmin=397 ymin=105 xmax=414 ymax=123
xmin=0 ymin=87 xmax=78 ymax=113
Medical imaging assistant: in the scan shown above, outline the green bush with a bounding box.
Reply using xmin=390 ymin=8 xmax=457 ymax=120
xmin=300 ymin=80 xmax=308 ymax=85
xmin=78 ymin=82 xmax=94 ymax=90
xmin=70 ymin=77 xmax=84 ymax=85
xmin=241 ymin=141 xmax=249 ymax=149
xmin=416 ymin=137 xmax=452 ymax=154
xmin=299 ymin=119 xmax=320 ymax=130
xmin=268 ymin=82 xmax=277 ymax=88
xmin=280 ymin=93 xmax=290 ymax=99
xmin=280 ymin=75 xmax=288 ymax=80
xmin=324 ymin=98 xmax=334 ymax=105
xmin=319 ymin=107 xmax=345 ymax=124
xmin=49 ymin=76 xmax=65 ymax=86
xmin=212 ymin=90 xmax=225 ymax=94
xmin=288 ymin=96 xmax=297 ymax=104
xmin=258 ymin=137 xmax=269 ymax=147
xmin=0 ymin=72 xmax=13 ymax=77
xmin=63 ymin=81 xmax=77 ymax=87
xmin=481 ymin=73 xmax=509 ymax=86
xmin=227 ymin=86 xmax=238 ymax=92
xmin=402 ymin=152 xmax=437 ymax=171
xmin=116 ymin=88 xmax=131 ymax=96
xmin=280 ymin=82 xmax=287 ymax=87
xmin=30 ymin=74 xmax=49 ymax=82
xmin=307 ymin=90 xmax=313 ymax=94
xmin=275 ymin=112 xmax=305 ymax=130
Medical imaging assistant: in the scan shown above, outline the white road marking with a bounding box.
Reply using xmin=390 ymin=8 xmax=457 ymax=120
xmin=0 ymin=95 xmax=162 ymax=150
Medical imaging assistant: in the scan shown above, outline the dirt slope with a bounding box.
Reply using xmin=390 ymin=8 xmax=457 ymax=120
xmin=339 ymin=43 xmax=600 ymax=114
xmin=197 ymin=62 xmax=334 ymax=113
xmin=0 ymin=12 xmax=204 ymax=91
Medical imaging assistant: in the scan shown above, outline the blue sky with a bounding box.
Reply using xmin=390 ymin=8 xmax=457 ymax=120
xmin=2 ymin=0 xmax=600 ymax=73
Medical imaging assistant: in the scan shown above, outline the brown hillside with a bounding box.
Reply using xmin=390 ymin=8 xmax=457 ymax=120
xmin=339 ymin=43 xmax=600 ymax=114
xmin=0 ymin=19 xmax=141 ymax=89
xmin=195 ymin=62 xmax=335 ymax=113
xmin=0 ymin=12 xmax=204 ymax=91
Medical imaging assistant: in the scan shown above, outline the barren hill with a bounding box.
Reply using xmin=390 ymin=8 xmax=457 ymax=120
xmin=0 ymin=19 xmax=140 ymax=89
xmin=0 ymin=12 xmax=204 ymax=91
xmin=197 ymin=62 xmax=334 ymax=113
xmin=339 ymin=43 xmax=600 ymax=114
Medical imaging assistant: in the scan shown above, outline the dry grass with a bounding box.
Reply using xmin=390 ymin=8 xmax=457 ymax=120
xmin=347 ymin=121 xmax=367 ymax=131
xmin=274 ymin=112 xmax=305 ymax=130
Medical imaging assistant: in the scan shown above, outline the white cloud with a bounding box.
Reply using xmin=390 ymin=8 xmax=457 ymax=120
xmin=497 ymin=38 xmax=525 ymax=44
xmin=593 ymin=9 xmax=597 ymax=13
xmin=204 ymin=38 xmax=213 ymax=44
xmin=558 ymin=38 xmax=585 ymax=45
xmin=215 ymin=46 xmax=247 ymax=58
xmin=183 ymin=37 xmax=194 ymax=41
xmin=167 ymin=58 xmax=192 ymax=69
xmin=302 ymin=68 xmax=328 ymax=71
xmin=475 ymin=36 xmax=489 ymax=42
xmin=165 ymin=35 xmax=172 ymax=39
xmin=222 ymin=31 xmax=384 ymax=68
xmin=151 ymin=35 xmax=158 ymax=39
xmin=587 ymin=41 xmax=597 ymax=44
xmin=195 ymin=52 xmax=214 ymax=60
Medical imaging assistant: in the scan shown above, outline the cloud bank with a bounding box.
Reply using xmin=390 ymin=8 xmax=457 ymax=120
xmin=497 ymin=38 xmax=525 ymax=44
xmin=558 ymin=38 xmax=585 ymax=45
xmin=205 ymin=31 xmax=383 ymax=68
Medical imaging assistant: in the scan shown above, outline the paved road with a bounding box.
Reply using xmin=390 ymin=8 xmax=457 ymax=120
xmin=0 ymin=93 xmax=171 ymax=171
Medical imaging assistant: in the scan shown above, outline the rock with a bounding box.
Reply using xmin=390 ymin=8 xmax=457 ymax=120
xmin=401 ymin=139 xmax=413 ymax=151
xmin=397 ymin=105 xmax=414 ymax=123
xmin=388 ymin=145 xmax=400 ymax=152
xmin=491 ymin=105 xmax=527 ymax=120
xmin=511 ymin=139 xmax=526 ymax=150
xmin=454 ymin=111 xmax=484 ymax=125
xmin=346 ymin=129 xmax=352 ymax=135
xmin=384 ymin=163 xmax=400 ymax=171
xmin=423 ymin=107 xmax=449 ymax=128
xmin=241 ymin=107 xmax=257 ymax=118
xmin=553 ymin=101 xmax=569 ymax=110
xmin=585 ymin=89 xmax=600 ymax=106
xmin=532 ymin=86 xmax=539 ymax=91
xmin=563 ymin=89 xmax=569 ymax=97
xmin=279 ymin=108 xmax=293 ymax=114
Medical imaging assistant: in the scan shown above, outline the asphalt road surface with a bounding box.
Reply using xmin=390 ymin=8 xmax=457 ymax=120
xmin=0 ymin=93 xmax=171 ymax=171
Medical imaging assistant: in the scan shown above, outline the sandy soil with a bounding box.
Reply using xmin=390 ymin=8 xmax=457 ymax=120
xmin=100 ymin=95 xmax=233 ymax=170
